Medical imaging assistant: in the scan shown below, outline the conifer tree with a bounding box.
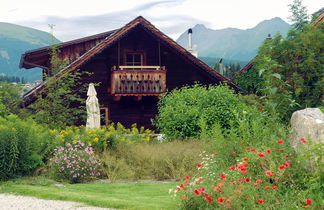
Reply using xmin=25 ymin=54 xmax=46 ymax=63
xmin=288 ymin=0 xmax=309 ymax=31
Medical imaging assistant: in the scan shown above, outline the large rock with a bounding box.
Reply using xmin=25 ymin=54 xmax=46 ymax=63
xmin=290 ymin=108 xmax=324 ymax=152
xmin=290 ymin=108 xmax=324 ymax=171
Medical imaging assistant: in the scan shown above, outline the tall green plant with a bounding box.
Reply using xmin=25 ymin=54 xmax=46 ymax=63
xmin=0 ymin=115 xmax=56 ymax=181
xmin=31 ymin=42 xmax=89 ymax=129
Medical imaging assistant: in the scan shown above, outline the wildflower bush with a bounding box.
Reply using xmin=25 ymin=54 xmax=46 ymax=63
xmin=49 ymin=141 xmax=100 ymax=183
xmin=0 ymin=115 xmax=57 ymax=181
xmin=172 ymin=139 xmax=321 ymax=209
xmin=50 ymin=123 xmax=156 ymax=152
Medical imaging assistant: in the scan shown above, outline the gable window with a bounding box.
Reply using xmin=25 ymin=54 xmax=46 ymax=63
xmin=125 ymin=53 xmax=143 ymax=66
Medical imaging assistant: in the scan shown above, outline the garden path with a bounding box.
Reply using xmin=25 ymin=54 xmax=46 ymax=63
xmin=0 ymin=194 xmax=113 ymax=210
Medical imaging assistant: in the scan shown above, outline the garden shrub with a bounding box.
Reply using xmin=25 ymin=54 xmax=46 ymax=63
xmin=155 ymin=85 xmax=247 ymax=139
xmin=0 ymin=115 xmax=56 ymax=181
xmin=172 ymin=139 xmax=321 ymax=209
xmin=49 ymin=141 xmax=100 ymax=183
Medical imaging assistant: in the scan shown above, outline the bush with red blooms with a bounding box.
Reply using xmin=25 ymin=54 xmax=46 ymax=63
xmin=172 ymin=139 xmax=318 ymax=209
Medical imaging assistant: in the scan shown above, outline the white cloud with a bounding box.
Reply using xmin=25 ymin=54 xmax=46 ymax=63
xmin=1 ymin=0 xmax=323 ymax=41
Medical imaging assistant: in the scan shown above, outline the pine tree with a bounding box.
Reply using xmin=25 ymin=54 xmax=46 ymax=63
xmin=288 ymin=0 xmax=309 ymax=31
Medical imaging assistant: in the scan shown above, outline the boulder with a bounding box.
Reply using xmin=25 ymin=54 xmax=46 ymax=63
xmin=290 ymin=108 xmax=324 ymax=152
xmin=290 ymin=108 xmax=324 ymax=171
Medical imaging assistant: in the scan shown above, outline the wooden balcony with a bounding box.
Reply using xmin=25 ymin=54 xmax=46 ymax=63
xmin=111 ymin=66 xmax=166 ymax=96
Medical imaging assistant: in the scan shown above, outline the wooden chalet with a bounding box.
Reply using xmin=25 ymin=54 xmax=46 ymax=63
xmin=20 ymin=16 xmax=239 ymax=128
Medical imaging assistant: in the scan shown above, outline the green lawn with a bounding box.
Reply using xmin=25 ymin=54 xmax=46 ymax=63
xmin=0 ymin=177 xmax=178 ymax=209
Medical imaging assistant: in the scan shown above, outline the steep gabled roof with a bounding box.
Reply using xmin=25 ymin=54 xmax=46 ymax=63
xmin=20 ymin=29 xmax=118 ymax=69
xmin=233 ymin=60 xmax=255 ymax=81
xmin=21 ymin=16 xmax=240 ymax=106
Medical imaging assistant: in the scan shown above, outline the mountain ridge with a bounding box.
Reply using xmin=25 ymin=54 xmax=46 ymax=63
xmin=0 ymin=22 xmax=60 ymax=82
xmin=176 ymin=17 xmax=290 ymax=62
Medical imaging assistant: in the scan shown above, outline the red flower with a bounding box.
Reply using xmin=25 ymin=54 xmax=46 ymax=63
xmin=256 ymin=179 xmax=262 ymax=184
xmin=229 ymin=165 xmax=236 ymax=170
xmin=214 ymin=187 xmax=223 ymax=193
xmin=199 ymin=187 xmax=205 ymax=192
xmin=220 ymin=173 xmax=227 ymax=181
xmin=243 ymin=157 xmax=248 ymax=161
xmin=300 ymin=138 xmax=307 ymax=143
xmin=250 ymin=148 xmax=256 ymax=152
xmin=304 ymin=205 xmax=311 ymax=208
xmin=285 ymin=155 xmax=289 ymax=158
xmin=245 ymin=147 xmax=249 ymax=150
xmin=180 ymin=184 xmax=187 ymax=190
xmin=238 ymin=178 xmax=245 ymax=183
xmin=206 ymin=196 xmax=213 ymax=203
xmin=245 ymin=177 xmax=251 ymax=182
xmin=257 ymin=152 xmax=265 ymax=157
xmin=197 ymin=164 xmax=202 ymax=168
xmin=278 ymin=149 xmax=284 ymax=152
xmin=217 ymin=183 xmax=225 ymax=188
xmin=285 ymin=160 xmax=290 ymax=168
xmin=176 ymin=186 xmax=181 ymax=191
xmin=243 ymin=162 xmax=249 ymax=167
xmin=264 ymin=186 xmax=271 ymax=189
xmin=266 ymin=149 xmax=271 ymax=154
xmin=306 ymin=199 xmax=312 ymax=205
xmin=231 ymin=181 xmax=237 ymax=185
xmin=193 ymin=189 xmax=201 ymax=195
xmin=184 ymin=176 xmax=190 ymax=179
xmin=181 ymin=196 xmax=186 ymax=200
xmin=266 ymin=171 xmax=274 ymax=177
xmin=183 ymin=180 xmax=189 ymax=184
xmin=277 ymin=140 xmax=284 ymax=144
xmin=218 ymin=197 xmax=225 ymax=204
xmin=272 ymin=185 xmax=278 ymax=190
xmin=232 ymin=151 xmax=237 ymax=154
xmin=257 ymin=199 xmax=264 ymax=204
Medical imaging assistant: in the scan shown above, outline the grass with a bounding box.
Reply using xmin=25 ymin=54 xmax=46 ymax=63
xmin=0 ymin=177 xmax=177 ymax=210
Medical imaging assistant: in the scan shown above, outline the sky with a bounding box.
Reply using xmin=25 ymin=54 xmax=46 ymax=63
xmin=1 ymin=0 xmax=323 ymax=41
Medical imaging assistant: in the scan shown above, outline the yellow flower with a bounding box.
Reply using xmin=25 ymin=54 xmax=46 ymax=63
xmin=72 ymin=139 xmax=78 ymax=144
xmin=146 ymin=136 xmax=151 ymax=141
xmin=93 ymin=137 xmax=99 ymax=142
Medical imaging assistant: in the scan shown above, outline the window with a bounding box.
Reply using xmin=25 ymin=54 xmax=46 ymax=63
xmin=125 ymin=53 xmax=143 ymax=66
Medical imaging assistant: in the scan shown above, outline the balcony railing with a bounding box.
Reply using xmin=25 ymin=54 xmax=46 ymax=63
xmin=111 ymin=66 xmax=166 ymax=96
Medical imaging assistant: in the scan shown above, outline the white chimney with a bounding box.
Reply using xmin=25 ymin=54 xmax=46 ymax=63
xmin=188 ymin=28 xmax=198 ymax=57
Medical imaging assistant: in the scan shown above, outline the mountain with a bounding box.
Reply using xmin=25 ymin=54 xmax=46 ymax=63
xmin=0 ymin=22 xmax=60 ymax=82
xmin=176 ymin=17 xmax=290 ymax=62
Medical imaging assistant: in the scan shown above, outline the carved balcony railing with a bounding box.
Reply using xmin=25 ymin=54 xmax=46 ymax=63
xmin=111 ymin=66 xmax=166 ymax=96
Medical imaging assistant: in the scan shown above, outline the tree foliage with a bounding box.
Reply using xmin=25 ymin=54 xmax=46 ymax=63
xmin=288 ymin=0 xmax=309 ymax=31
xmin=30 ymin=45 xmax=88 ymax=129
xmin=235 ymin=22 xmax=324 ymax=121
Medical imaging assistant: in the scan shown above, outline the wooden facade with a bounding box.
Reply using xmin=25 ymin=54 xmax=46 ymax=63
xmin=20 ymin=16 xmax=239 ymax=129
